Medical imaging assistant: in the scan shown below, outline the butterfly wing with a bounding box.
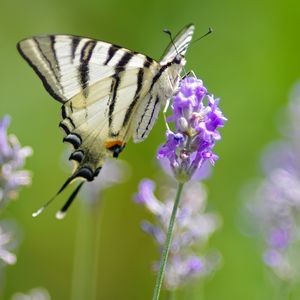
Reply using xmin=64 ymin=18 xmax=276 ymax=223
xmin=133 ymin=24 xmax=195 ymax=142
xmin=17 ymin=35 xmax=155 ymax=102
xmin=132 ymin=89 xmax=162 ymax=143
xmin=18 ymin=35 xmax=160 ymax=179
xmin=160 ymin=23 xmax=195 ymax=64
xmin=61 ymin=67 xmax=155 ymax=180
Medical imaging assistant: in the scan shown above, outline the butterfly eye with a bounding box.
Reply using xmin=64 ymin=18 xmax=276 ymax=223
xmin=174 ymin=54 xmax=184 ymax=64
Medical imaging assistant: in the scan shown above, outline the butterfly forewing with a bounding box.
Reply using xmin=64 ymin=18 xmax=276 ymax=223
xmin=160 ymin=23 xmax=194 ymax=64
xmin=17 ymin=35 xmax=155 ymax=102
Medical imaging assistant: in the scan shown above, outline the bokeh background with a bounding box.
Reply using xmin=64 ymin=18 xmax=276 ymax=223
xmin=1 ymin=0 xmax=300 ymax=299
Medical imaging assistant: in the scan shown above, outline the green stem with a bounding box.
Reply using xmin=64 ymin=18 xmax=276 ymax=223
xmin=152 ymin=182 xmax=185 ymax=300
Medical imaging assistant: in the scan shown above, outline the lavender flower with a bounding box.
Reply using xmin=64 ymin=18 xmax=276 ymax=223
xmin=0 ymin=115 xmax=32 ymax=207
xmin=135 ymin=178 xmax=221 ymax=289
xmin=245 ymin=81 xmax=300 ymax=282
xmin=0 ymin=224 xmax=17 ymax=265
xmin=11 ymin=288 xmax=51 ymax=300
xmin=158 ymin=77 xmax=226 ymax=182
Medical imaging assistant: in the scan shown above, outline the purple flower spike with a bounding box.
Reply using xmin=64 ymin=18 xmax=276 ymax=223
xmin=0 ymin=115 xmax=32 ymax=207
xmin=245 ymin=81 xmax=300 ymax=282
xmin=134 ymin=179 xmax=163 ymax=215
xmin=158 ymin=77 xmax=227 ymax=182
xmin=186 ymin=256 xmax=204 ymax=274
xmin=0 ymin=224 xmax=17 ymax=265
xmin=269 ymin=228 xmax=290 ymax=249
xmin=135 ymin=180 xmax=221 ymax=290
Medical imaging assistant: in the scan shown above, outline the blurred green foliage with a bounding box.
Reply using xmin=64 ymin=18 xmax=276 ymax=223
xmin=0 ymin=0 xmax=300 ymax=299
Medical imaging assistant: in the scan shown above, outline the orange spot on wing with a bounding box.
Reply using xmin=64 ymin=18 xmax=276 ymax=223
xmin=105 ymin=140 xmax=124 ymax=149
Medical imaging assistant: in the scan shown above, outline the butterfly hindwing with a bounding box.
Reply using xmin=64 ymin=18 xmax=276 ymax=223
xmin=60 ymin=67 xmax=154 ymax=179
xmin=132 ymin=90 xmax=161 ymax=143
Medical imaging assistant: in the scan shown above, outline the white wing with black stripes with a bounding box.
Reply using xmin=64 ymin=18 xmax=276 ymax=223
xmin=17 ymin=23 xmax=194 ymax=218
xmin=17 ymin=35 xmax=153 ymax=102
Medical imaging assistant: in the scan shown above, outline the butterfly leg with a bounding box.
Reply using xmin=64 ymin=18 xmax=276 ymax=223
xmin=190 ymin=70 xmax=197 ymax=78
xmin=182 ymin=70 xmax=196 ymax=79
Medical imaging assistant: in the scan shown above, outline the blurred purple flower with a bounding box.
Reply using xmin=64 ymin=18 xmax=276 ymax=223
xmin=135 ymin=179 xmax=221 ymax=289
xmin=80 ymin=158 xmax=130 ymax=204
xmin=11 ymin=288 xmax=51 ymax=300
xmin=0 ymin=224 xmax=17 ymax=265
xmin=245 ymin=81 xmax=300 ymax=282
xmin=0 ymin=115 xmax=32 ymax=207
xmin=269 ymin=228 xmax=290 ymax=249
xmin=158 ymin=77 xmax=226 ymax=182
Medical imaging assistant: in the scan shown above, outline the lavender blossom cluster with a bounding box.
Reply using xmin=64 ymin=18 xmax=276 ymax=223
xmin=0 ymin=115 xmax=32 ymax=207
xmin=135 ymin=179 xmax=221 ymax=289
xmin=0 ymin=224 xmax=17 ymax=265
xmin=158 ymin=77 xmax=226 ymax=182
xmin=0 ymin=115 xmax=32 ymax=267
xmin=246 ymin=82 xmax=300 ymax=282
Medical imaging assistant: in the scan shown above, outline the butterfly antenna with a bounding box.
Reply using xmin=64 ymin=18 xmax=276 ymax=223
xmin=32 ymin=174 xmax=78 ymax=217
xmin=56 ymin=181 xmax=85 ymax=220
xmin=164 ymin=28 xmax=189 ymax=76
xmin=163 ymin=29 xmax=180 ymax=56
xmin=191 ymin=27 xmax=213 ymax=45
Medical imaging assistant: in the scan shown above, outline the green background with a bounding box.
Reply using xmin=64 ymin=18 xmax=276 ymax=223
xmin=1 ymin=0 xmax=300 ymax=299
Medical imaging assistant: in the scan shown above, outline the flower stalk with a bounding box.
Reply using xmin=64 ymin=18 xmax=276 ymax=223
xmin=140 ymin=76 xmax=226 ymax=299
xmin=152 ymin=182 xmax=184 ymax=300
xmin=71 ymin=158 xmax=128 ymax=300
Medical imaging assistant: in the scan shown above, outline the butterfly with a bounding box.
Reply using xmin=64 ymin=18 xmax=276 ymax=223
xmin=17 ymin=24 xmax=195 ymax=218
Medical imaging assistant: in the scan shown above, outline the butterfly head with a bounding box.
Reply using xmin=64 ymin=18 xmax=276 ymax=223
xmin=173 ymin=53 xmax=186 ymax=66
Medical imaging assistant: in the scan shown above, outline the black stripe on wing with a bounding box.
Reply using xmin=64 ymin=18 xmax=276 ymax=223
xmin=78 ymin=40 xmax=97 ymax=97
xmin=50 ymin=35 xmax=60 ymax=73
xmin=104 ymin=45 xmax=120 ymax=65
xmin=71 ymin=37 xmax=80 ymax=61
xmin=149 ymin=62 xmax=172 ymax=91
xmin=108 ymin=51 xmax=134 ymax=134
xmin=121 ymin=57 xmax=157 ymax=127
xmin=33 ymin=37 xmax=65 ymax=99
xmin=63 ymin=133 xmax=82 ymax=149
xmin=69 ymin=150 xmax=84 ymax=163
xmin=17 ymin=42 xmax=65 ymax=103
xmin=135 ymin=94 xmax=153 ymax=136
xmin=122 ymin=68 xmax=144 ymax=127
xmin=141 ymin=95 xmax=160 ymax=139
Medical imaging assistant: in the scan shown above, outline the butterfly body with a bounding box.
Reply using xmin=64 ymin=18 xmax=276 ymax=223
xmin=17 ymin=24 xmax=194 ymax=187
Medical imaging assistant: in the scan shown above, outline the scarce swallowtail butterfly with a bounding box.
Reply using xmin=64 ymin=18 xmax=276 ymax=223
xmin=17 ymin=24 xmax=195 ymax=218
